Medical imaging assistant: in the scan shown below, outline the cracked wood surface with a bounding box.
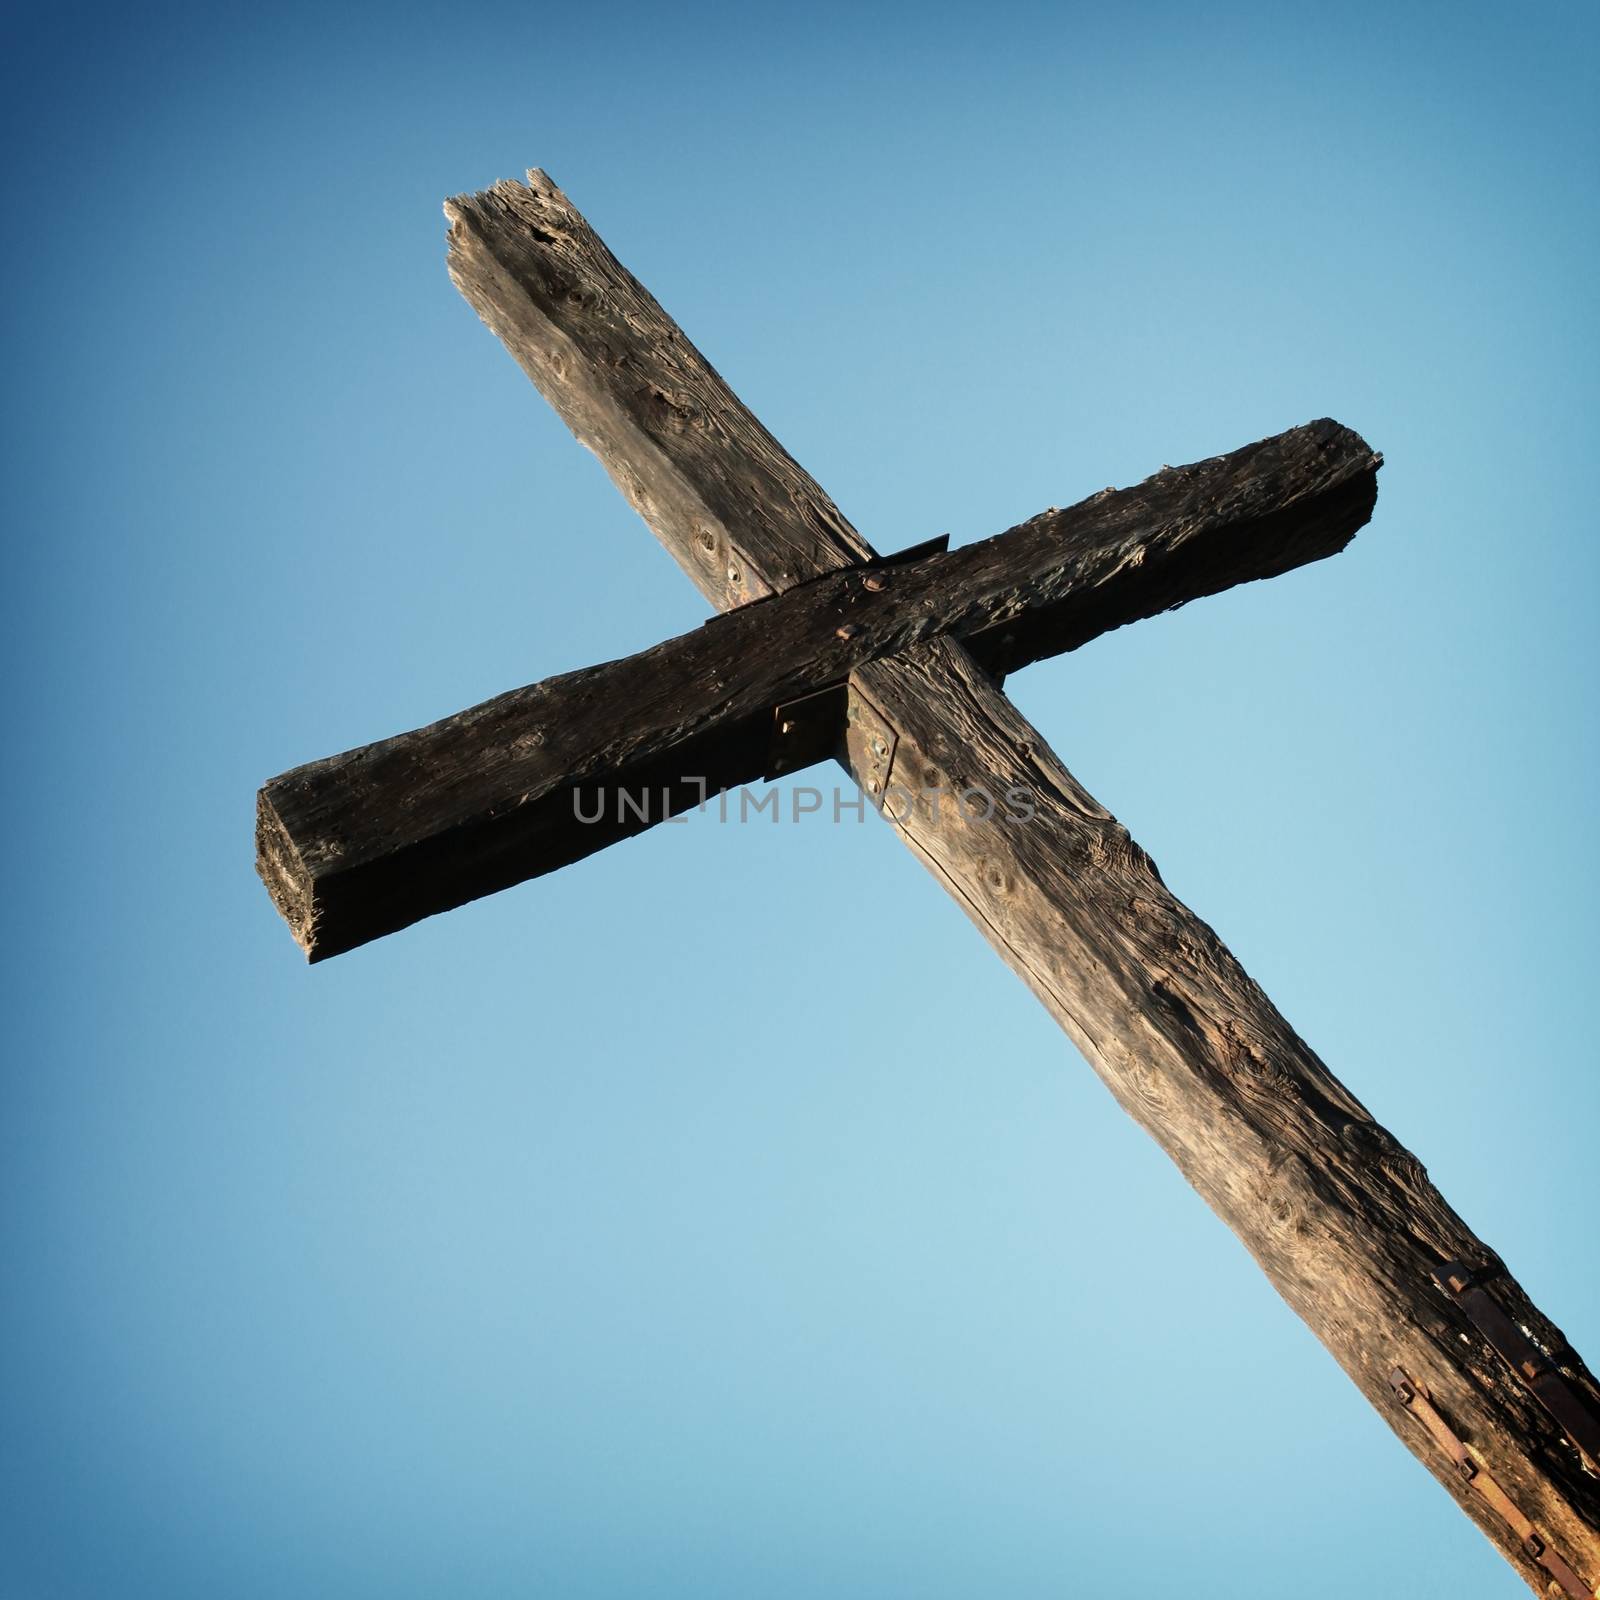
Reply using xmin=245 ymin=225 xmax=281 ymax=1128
xmin=446 ymin=175 xmax=871 ymax=608
xmin=259 ymin=421 xmax=1377 ymax=961
xmin=266 ymin=169 xmax=1597 ymax=1590
xmin=853 ymin=637 xmax=1600 ymax=1590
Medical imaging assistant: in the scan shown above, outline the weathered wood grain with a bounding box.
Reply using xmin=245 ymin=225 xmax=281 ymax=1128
xmin=446 ymin=171 xmax=872 ymax=608
xmin=285 ymin=169 xmax=1596 ymax=1590
xmin=851 ymin=637 xmax=1600 ymax=1588
xmin=259 ymin=420 xmax=1378 ymax=960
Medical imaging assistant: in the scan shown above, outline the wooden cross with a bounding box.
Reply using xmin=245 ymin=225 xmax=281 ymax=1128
xmin=256 ymin=171 xmax=1599 ymax=1593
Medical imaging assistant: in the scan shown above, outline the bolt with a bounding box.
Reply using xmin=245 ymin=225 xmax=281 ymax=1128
xmin=836 ymin=623 xmax=860 ymax=641
xmin=1522 ymin=1534 xmax=1544 ymax=1560
xmin=871 ymin=736 xmax=888 ymax=758
xmin=867 ymin=778 xmax=880 ymax=794
xmin=862 ymin=572 xmax=888 ymax=593
xmin=727 ymin=567 xmax=743 ymax=586
xmin=780 ymin=720 xmax=798 ymax=735
xmin=1456 ymin=1455 xmax=1477 ymax=1481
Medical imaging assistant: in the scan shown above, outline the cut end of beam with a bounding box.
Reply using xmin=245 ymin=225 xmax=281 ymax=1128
xmin=255 ymin=788 xmax=320 ymax=960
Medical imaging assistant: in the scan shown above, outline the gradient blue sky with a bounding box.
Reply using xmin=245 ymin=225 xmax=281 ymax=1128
xmin=4 ymin=2 xmax=1596 ymax=1595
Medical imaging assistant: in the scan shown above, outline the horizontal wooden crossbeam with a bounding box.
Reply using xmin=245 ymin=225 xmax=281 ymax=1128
xmin=257 ymin=420 xmax=1377 ymax=961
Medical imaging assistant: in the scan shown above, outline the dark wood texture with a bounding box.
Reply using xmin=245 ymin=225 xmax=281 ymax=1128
xmin=852 ymin=637 xmax=1600 ymax=1587
xmin=260 ymin=170 xmax=1599 ymax=1590
xmin=446 ymin=172 xmax=872 ymax=607
xmin=259 ymin=421 xmax=1377 ymax=960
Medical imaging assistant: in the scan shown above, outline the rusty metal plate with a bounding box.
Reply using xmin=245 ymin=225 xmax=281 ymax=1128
xmin=1388 ymin=1366 xmax=1595 ymax=1599
xmin=842 ymin=683 xmax=898 ymax=810
xmin=1434 ymin=1261 xmax=1600 ymax=1471
xmin=764 ymin=685 xmax=846 ymax=781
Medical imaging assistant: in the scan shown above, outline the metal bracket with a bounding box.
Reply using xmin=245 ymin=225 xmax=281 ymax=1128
xmin=710 ymin=531 xmax=953 ymax=632
xmin=867 ymin=531 xmax=950 ymax=569
xmin=765 ymin=685 xmax=846 ymax=781
xmin=757 ymin=537 xmax=947 ymax=783
xmin=1434 ymin=1261 xmax=1600 ymax=1470
xmin=842 ymin=683 xmax=898 ymax=811
xmin=1387 ymin=1366 xmax=1596 ymax=1598
xmin=756 ymin=533 xmax=948 ymax=786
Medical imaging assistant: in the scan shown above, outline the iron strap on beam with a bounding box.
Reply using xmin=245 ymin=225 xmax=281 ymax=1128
xmin=1388 ymin=1367 xmax=1596 ymax=1598
xmin=1435 ymin=1261 xmax=1600 ymax=1471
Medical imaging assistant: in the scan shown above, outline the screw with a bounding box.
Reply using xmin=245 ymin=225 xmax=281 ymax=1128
xmin=871 ymin=736 xmax=888 ymax=758
xmin=727 ymin=567 xmax=743 ymax=586
xmin=780 ymin=720 xmax=797 ymax=735
xmin=867 ymin=778 xmax=880 ymax=794
xmin=836 ymin=623 xmax=860 ymax=641
xmin=862 ymin=572 xmax=888 ymax=593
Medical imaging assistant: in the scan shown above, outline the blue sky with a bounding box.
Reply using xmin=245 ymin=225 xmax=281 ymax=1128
xmin=4 ymin=2 xmax=1596 ymax=1595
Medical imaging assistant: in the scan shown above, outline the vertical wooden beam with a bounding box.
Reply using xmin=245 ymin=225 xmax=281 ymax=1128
xmin=851 ymin=636 xmax=1600 ymax=1590
xmin=446 ymin=171 xmax=1600 ymax=1592
xmin=446 ymin=172 xmax=871 ymax=609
